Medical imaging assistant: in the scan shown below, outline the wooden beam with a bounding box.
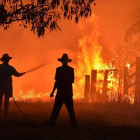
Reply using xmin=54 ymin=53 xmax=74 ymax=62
xmin=98 ymin=69 xmax=120 ymax=73
xmin=124 ymin=67 xmax=128 ymax=95
xmin=84 ymin=75 xmax=90 ymax=100
xmin=130 ymin=61 xmax=136 ymax=68
xmin=128 ymin=82 xmax=136 ymax=89
xmin=90 ymin=70 xmax=97 ymax=98
xmin=102 ymin=70 xmax=109 ymax=95
xmin=128 ymin=72 xmax=136 ymax=79
xmin=135 ymin=57 xmax=140 ymax=98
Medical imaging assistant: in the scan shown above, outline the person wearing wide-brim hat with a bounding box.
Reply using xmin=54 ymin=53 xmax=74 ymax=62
xmin=0 ymin=53 xmax=25 ymax=116
xmin=0 ymin=53 xmax=12 ymax=61
xmin=44 ymin=53 xmax=77 ymax=128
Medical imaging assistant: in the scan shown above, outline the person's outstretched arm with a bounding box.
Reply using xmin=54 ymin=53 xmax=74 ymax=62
xmin=12 ymin=67 xmax=25 ymax=77
xmin=14 ymin=72 xmax=25 ymax=77
xmin=50 ymin=81 xmax=57 ymax=98
xmin=50 ymin=68 xmax=59 ymax=98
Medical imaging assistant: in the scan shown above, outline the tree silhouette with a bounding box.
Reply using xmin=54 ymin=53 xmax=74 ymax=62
xmin=0 ymin=0 xmax=96 ymax=37
xmin=125 ymin=20 xmax=140 ymax=42
xmin=125 ymin=8 xmax=140 ymax=43
xmin=124 ymin=8 xmax=140 ymax=61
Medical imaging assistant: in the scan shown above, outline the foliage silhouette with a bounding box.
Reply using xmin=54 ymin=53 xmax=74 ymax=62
xmin=125 ymin=8 xmax=140 ymax=42
xmin=0 ymin=0 xmax=96 ymax=37
xmin=125 ymin=20 xmax=140 ymax=42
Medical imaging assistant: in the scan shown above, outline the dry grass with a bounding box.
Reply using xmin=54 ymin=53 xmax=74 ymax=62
xmin=0 ymin=101 xmax=140 ymax=139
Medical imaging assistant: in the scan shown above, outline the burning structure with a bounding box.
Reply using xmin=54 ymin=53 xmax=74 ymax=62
xmin=73 ymin=13 xmax=140 ymax=104
xmin=82 ymin=58 xmax=140 ymax=104
xmin=8 ymin=12 xmax=140 ymax=104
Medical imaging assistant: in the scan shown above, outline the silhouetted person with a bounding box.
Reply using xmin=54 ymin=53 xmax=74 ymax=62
xmin=0 ymin=54 xmax=25 ymax=116
xmin=44 ymin=53 xmax=77 ymax=127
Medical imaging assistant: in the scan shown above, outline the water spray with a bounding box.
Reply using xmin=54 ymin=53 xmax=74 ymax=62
xmin=24 ymin=61 xmax=52 ymax=74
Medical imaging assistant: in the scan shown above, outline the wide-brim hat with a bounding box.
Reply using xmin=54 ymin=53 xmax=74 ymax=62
xmin=58 ymin=53 xmax=72 ymax=63
xmin=0 ymin=53 xmax=12 ymax=61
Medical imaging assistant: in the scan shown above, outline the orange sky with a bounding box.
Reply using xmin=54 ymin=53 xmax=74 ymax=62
xmin=0 ymin=0 xmax=140 ymax=99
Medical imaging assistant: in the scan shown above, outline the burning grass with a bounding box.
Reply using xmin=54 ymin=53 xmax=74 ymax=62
xmin=0 ymin=101 xmax=140 ymax=139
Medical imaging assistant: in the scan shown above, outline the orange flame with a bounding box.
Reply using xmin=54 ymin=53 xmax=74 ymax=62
xmin=14 ymin=13 xmax=121 ymax=102
xmin=73 ymin=14 xmax=119 ymax=101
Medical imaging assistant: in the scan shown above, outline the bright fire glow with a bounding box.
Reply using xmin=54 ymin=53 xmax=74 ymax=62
xmin=73 ymin=14 xmax=120 ymax=102
xmin=12 ymin=14 xmax=128 ymax=103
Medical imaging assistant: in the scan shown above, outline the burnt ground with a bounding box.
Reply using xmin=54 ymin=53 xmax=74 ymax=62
xmin=0 ymin=101 xmax=140 ymax=140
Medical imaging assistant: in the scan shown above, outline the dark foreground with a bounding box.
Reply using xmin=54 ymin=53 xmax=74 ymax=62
xmin=1 ymin=101 xmax=140 ymax=140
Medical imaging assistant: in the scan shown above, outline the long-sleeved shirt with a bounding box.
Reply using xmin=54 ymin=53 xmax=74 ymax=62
xmin=55 ymin=65 xmax=74 ymax=97
xmin=0 ymin=63 xmax=21 ymax=96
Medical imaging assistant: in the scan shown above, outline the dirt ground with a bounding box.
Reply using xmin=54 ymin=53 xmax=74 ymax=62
xmin=0 ymin=101 xmax=140 ymax=140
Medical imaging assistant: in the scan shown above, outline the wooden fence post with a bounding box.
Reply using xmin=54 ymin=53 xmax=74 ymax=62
xmin=102 ymin=70 xmax=109 ymax=102
xmin=90 ymin=70 xmax=97 ymax=101
xmin=135 ymin=57 xmax=140 ymax=99
xmin=124 ymin=67 xmax=128 ymax=95
xmin=84 ymin=75 xmax=90 ymax=100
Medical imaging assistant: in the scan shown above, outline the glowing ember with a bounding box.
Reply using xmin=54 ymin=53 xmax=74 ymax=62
xmin=12 ymin=90 xmax=51 ymax=102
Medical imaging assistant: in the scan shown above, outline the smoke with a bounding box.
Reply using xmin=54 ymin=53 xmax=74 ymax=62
xmin=0 ymin=0 xmax=140 ymax=99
